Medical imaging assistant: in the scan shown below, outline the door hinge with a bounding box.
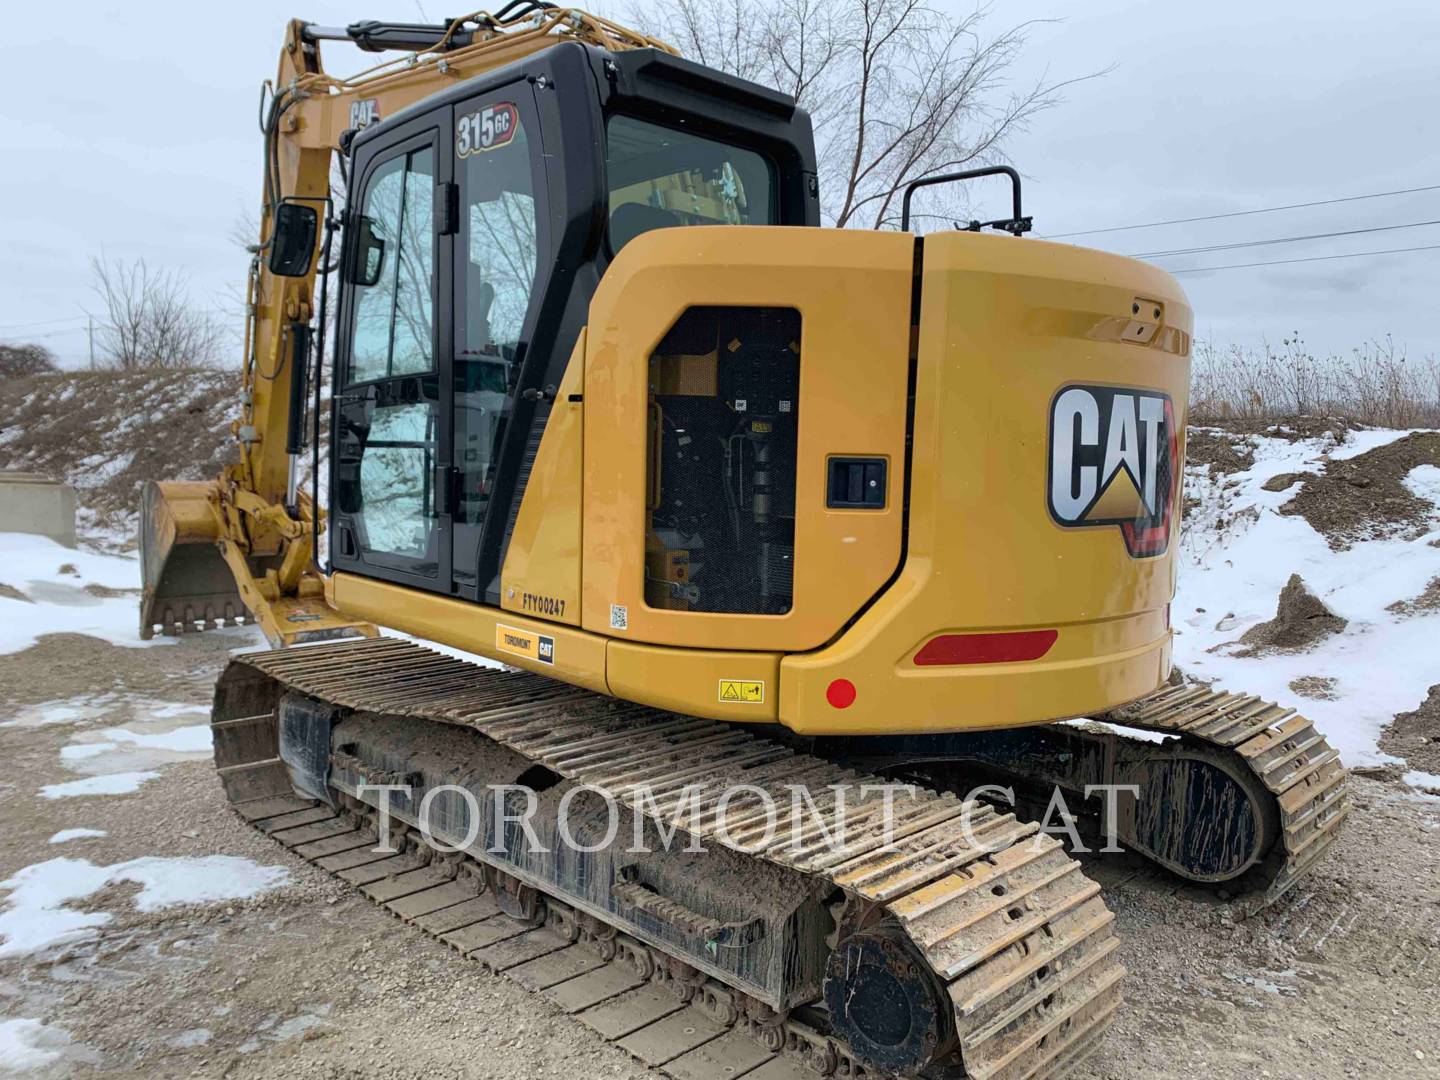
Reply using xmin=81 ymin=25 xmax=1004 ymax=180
xmin=437 ymin=181 xmax=459 ymax=236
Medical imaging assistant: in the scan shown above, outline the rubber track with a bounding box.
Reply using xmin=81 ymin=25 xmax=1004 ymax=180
xmin=220 ymin=638 xmax=1126 ymax=1079
xmin=1104 ymin=682 xmax=1349 ymax=906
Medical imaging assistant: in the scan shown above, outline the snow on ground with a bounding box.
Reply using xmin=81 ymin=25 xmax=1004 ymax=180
xmin=59 ymin=742 xmax=117 ymax=761
xmin=0 ymin=533 xmax=166 ymax=655
xmin=1404 ymin=770 xmax=1440 ymax=794
xmin=47 ymin=828 xmax=107 ymax=845
xmin=1063 ymin=718 xmax=1176 ymax=744
xmin=1175 ymin=426 xmax=1440 ymax=769
xmin=235 ymin=1004 xmax=333 ymax=1054
xmin=58 ymin=722 xmax=213 ymax=765
xmin=96 ymin=723 xmax=212 ymax=754
xmin=1404 ymin=463 xmax=1440 ymax=507
xmin=0 ymin=855 xmax=290 ymax=959
xmin=59 ymin=717 xmax=213 ymax=780
xmin=377 ymin=626 xmax=506 ymax=670
xmin=4 ymin=696 xmax=215 ymax=787
xmin=38 ymin=772 xmax=159 ymax=800
xmin=1325 ymin=426 xmax=1433 ymax=460
xmin=0 ymin=697 xmax=118 ymax=730
xmin=0 ymin=859 xmax=110 ymax=957
xmin=0 ymin=1016 xmax=73 ymax=1070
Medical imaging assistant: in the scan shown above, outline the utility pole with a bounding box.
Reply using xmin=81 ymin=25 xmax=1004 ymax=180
xmin=87 ymin=316 xmax=95 ymax=369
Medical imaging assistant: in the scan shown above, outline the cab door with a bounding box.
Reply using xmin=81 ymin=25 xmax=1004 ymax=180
xmin=448 ymin=83 xmax=550 ymax=599
xmin=332 ymin=113 xmax=454 ymax=592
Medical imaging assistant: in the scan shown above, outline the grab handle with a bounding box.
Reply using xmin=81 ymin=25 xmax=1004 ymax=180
xmin=900 ymin=165 xmax=1032 ymax=236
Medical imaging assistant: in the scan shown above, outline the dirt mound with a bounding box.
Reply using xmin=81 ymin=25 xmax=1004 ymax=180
xmin=1261 ymin=471 xmax=1308 ymax=492
xmin=1185 ymin=428 xmax=1255 ymax=475
xmin=1236 ymin=574 xmax=1347 ymax=655
xmin=1252 ymin=415 xmax=1353 ymax=443
xmin=1288 ymin=675 xmax=1338 ymax=700
xmin=0 ymin=369 xmax=239 ymax=549
xmin=1380 ymin=684 xmax=1440 ymax=776
xmin=1387 ymin=575 xmax=1440 ymax=617
xmin=1280 ymin=431 xmax=1440 ymax=549
xmin=1187 ymin=417 xmax=1353 ymax=478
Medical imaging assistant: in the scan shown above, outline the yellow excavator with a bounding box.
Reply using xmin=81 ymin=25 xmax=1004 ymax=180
xmin=139 ymin=6 xmax=1349 ymax=1077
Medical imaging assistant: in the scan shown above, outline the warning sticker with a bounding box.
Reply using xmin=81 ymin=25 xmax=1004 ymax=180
xmin=718 ymin=679 xmax=765 ymax=704
xmin=496 ymin=624 xmax=555 ymax=665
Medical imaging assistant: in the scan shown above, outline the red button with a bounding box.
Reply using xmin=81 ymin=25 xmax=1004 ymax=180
xmin=826 ymin=678 xmax=857 ymax=709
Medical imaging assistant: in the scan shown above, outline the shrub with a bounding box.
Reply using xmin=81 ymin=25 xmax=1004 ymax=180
xmin=1190 ymin=334 xmax=1440 ymax=427
xmin=0 ymin=342 xmax=58 ymax=378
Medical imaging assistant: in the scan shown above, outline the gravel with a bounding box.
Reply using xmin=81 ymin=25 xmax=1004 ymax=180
xmin=1 ymin=632 xmax=1436 ymax=1078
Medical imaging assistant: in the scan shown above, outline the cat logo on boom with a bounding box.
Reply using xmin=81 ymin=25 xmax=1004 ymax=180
xmin=1047 ymin=384 xmax=1178 ymax=558
xmin=349 ymin=99 xmax=380 ymax=129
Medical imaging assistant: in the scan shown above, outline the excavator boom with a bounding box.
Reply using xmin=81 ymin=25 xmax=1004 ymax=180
xmin=141 ymin=6 xmax=672 ymax=645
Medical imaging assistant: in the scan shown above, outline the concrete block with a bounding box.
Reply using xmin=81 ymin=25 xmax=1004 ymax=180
xmin=0 ymin=472 xmax=77 ymax=547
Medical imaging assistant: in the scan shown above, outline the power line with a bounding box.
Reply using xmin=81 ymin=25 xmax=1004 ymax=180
xmin=0 ymin=326 xmax=90 ymax=342
xmin=1167 ymin=243 xmax=1440 ymax=275
xmin=1044 ymin=184 xmax=1440 ymax=239
xmin=1133 ymin=218 xmax=1440 ymax=259
xmin=0 ymin=314 xmax=88 ymax=331
xmin=0 ymin=308 xmax=239 ymax=341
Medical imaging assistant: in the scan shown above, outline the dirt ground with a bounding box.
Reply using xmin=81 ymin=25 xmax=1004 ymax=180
xmin=1383 ymin=685 xmax=1440 ymax=778
xmin=0 ymin=372 xmax=239 ymax=551
xmin=1280 ymin=431 xmax=1440 ymax=550
xmin=1 ymin=633 xmax=1437 ymax=1079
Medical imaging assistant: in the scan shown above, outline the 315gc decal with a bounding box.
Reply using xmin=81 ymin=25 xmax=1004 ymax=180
xmin=457 ymin=103 xmax=519 ymax=157
xmin=1047 ymin=384 xmax=1178 ymax=558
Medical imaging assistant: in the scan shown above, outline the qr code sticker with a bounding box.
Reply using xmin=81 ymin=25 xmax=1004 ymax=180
xmin=609 ymin=604 xmax=628 ymax=631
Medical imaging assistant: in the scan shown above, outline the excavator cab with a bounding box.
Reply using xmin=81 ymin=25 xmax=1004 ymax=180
xmin=141 ymin=40 xmax=819 ymax=641
xmin=325 ymin=44 xmax=818 ymax=602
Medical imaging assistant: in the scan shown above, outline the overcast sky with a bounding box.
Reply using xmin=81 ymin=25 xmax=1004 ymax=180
xmin=1 ymin=0 xmax=1436 ymax=366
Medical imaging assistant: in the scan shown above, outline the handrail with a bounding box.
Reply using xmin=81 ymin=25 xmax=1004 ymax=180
xmin=900 ymin=165 xmax=1032 ymax=236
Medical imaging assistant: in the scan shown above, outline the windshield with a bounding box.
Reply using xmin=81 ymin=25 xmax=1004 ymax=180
xmin=606 ymin=114 xmax=774 ymax=253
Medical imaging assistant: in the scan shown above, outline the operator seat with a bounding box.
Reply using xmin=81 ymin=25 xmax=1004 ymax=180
xmin=610 ymin=202 xmax=682 ymax=254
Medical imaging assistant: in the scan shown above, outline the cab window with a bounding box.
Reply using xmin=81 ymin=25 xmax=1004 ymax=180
xmin=605 ymin=115 xmax=774 ymax=253
xmin=335 ymin=138 xmax=442 ymax=583
xmin=349 ymin=147 xmax=437 ymax=384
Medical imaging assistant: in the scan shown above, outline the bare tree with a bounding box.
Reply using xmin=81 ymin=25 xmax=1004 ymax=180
xmin=87 ymin=257 xmax=226 ymax=370
xmin=0 ymin=342 xmax=58 ymax=378
xmin=628 ymin=0 xmax=1101 ymax=229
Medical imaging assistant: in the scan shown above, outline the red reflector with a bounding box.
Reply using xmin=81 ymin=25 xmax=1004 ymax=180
xmin=913 ymin=630 xmax=1059 ymax=666
xmin=826 ymin=678 xmax=857 ymax=709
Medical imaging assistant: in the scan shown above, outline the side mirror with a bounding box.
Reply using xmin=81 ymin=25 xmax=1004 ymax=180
xmin=268 ymin=202 xmax=318 ymax=277
xmin=348 ymin=215 xmax=386 ymax=287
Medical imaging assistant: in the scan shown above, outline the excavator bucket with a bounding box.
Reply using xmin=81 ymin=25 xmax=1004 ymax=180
xmin=139 ymin=480 xmax=248 ymax=638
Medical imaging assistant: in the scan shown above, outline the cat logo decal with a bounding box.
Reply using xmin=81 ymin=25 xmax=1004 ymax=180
xmin=1048 ymin=385 xmax=1178 ymax=558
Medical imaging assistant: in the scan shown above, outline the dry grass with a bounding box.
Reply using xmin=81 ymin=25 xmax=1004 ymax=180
xmin=1190 ymin=335 xmax=1440 ymax=427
